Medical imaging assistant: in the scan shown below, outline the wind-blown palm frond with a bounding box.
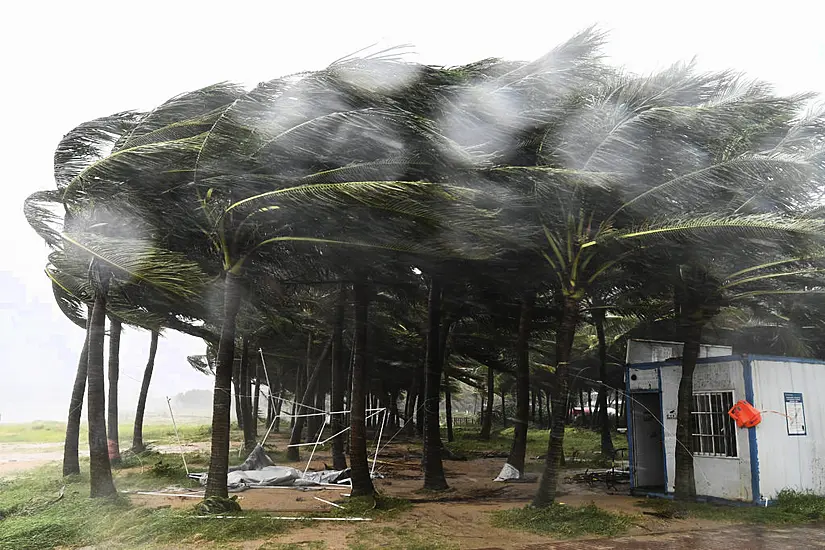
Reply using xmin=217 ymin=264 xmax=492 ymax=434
xmin=601 ymin=213 xmax=825 ymax=250
xmin=118 ymin=82 xmax=244 ymax=150
xmin=24 ymin=190 xmax=64 ymax=248
xmin=59 ymin=232 xmax=207 ymax=298
xmin=54 ymin=111 xmax=143 ymax=190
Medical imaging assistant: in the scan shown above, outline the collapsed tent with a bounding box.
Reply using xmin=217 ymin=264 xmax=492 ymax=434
xmin=194 ymin=444 xmax=351 ymax=492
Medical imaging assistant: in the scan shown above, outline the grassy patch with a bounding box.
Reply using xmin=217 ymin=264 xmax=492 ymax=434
xmin=260 ymin=542 xmax=327 ymax=550
xmin=0 ymin=421 xmax=242 ymax=446
xmin=637 ymin=490 xmax=825 ymax=525
xmin=445 ymin=427 xmax=625 ymax=464
xmin=331 ymin=494 xmax=412 ymax=519
xmin=347 ymin=526 xmax=458 ymax=550
xmin=0 ymin=421 xmax=67 ymax=444
xmin=0 ymin=464 xmax=291 ymax=549
xmin=491 ymin=503 xmax=633 ymax=538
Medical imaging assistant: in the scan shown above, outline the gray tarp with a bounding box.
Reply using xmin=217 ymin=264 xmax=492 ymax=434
xmin=196 ymin=445 xmax=351 ymax=491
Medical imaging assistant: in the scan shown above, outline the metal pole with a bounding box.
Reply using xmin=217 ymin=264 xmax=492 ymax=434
xmin=166 ymin=396 xmax=189 ymax=475
xmin=304 ymin=419 xmax=327 ymax=476
xmin=371 ymin=408 xmax=388 ymax=476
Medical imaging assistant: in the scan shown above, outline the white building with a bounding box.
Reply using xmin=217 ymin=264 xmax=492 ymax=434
xmin=626 ymin=350 xmax=825 ymax=503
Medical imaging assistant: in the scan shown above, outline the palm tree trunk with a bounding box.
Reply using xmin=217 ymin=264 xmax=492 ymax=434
xmin=444 ymin=371 xmax=454 ymax=443
xmin=233 ymin=357 xmax=243 ymax=431
xmin=545 ymin=389 xmax=551 ymax=426
xmin=293 ymin=340 xmax=306 ymax=435
xmin=88 ymin=289 xmax=116 ymax=497
xmin=593 ymin=305 xmax=614 ymax=457
xmin=537 ymin=390 xmax=544 ymax=427
xmin=533 ymin=295 xmax=579 ymax=507
xmin=132 ymin=330 xmax=159 ymax=453
xmin=287 ymin=337 xmax=333 ymax=461
xmin=349 ymin=282 xmax=375 ymax=497
xmin=674 ymin=322 xmax=702 ymax=498
xmin=63 ymin=312 xmax=90 ymax=477
xmin=240 ymin=338 xmax=256 ymax=454
xmin=480 ymin=365 xmax=494 ymax=440
xmin=390 ymin=390 xmax=400 ymax=429
xmin=423 ymin=278 xmax=449 ymax=490
xmin=415 ymin=389 xmax=425 ymax=436
xmin=308 ymin=381 xmax=323 ymax=442
xmin=205 ymin=271 xmax=243 ymax=499
xmin=403 ymin=385 xmax=415 ymax=430
xmin=106 ymin=317 xmax=122 ymax=466
xmin=440 ymin=320 xmax=454 ymax=444
xmin=507 ymin=291 xmax=534 ymax=476
xmin=501 ymin=390 xmax=506 ymax=428
xmin=331 ymin=284 xmax=348 ymax=470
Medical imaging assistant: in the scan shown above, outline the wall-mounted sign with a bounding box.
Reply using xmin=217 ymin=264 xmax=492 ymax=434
xmin=784 ymin=392 xmax=807 ymax=436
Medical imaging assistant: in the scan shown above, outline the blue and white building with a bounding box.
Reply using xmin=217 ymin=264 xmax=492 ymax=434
xmin=625 ymin=340 xmax=825 ymax=502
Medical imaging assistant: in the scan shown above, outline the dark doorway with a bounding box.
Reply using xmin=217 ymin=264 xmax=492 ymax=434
xmin=629 ymin=392 xmax=665 ymax=490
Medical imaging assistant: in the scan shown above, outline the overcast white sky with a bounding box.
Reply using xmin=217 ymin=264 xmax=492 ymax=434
xmin=1 ymin=0 xmax=824 ymax=422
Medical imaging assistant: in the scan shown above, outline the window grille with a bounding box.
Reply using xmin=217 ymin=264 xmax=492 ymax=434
xmin=692 ymin=391 xmax=737 ymax=457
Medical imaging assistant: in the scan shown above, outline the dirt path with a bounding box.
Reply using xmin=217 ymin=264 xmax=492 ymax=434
xmin=129 ymin=442 xmax=730 ymax=550
xmin=0 ymin=442 xmax=74 ymax=476
xmin=8 ymin=434 xmax=816 ymax=549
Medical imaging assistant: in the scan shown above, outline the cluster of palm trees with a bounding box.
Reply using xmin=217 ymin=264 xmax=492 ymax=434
xmin=25 ymin=29 xmax=825 ymax=507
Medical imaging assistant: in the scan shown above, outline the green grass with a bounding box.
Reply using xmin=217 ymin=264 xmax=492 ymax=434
xmin=260 ymin=543 xmax=327 ymax=550
xmin=330 ymin=494 xmax=412 ymax=519
xmin=637 ymin=490 xmax=825 ymax=525
xmin=491 ymin=503 xmax=634 ymax=538
xmin=0 ymin=421 xmax=225 ymax=446
xmin=347 ymin=526 xmax=458 ymax=550
xmin=444 ymin=426 xmax=626 ymax=465
xmin=0 ymin=421 xmax=67 ymax=443
xmin=0 ymin=463 xmax=291 ymax=549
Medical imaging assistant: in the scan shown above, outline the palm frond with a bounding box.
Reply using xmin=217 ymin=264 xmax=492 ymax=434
xmin=59 ymin=232 xmax=207 ymax=298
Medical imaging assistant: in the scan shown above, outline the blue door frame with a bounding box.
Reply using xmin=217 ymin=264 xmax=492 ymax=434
xmin=627 ymin=355 xmax=765 ymax=504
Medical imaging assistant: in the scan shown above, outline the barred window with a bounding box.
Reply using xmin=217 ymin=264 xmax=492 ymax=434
xmin=692 ymin=392 xmax=737 ymax=457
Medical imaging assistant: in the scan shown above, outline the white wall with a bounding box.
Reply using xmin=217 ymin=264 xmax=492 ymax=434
xmin=660 ymin=360 xmax=753 ymax=501
xmin=752 ymin=359 xmax=825 ymax=499
xmin=628 ymin=368 xmax=660 ymax=391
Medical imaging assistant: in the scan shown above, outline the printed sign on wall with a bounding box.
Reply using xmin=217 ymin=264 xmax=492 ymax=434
xmin=784 ymin=392 xmax=807 ymax=436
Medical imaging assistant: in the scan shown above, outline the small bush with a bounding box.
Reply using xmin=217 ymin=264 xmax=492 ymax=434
xmin=331 ymin=494 xmax=411 ymax=519
xmin=195 ymin=495 xmax=242 ymax=514
xmin=637 ymin=490 xmax=825 ymax=525
xmin=774 ymin=490 xmax=825 ymax=520
xmin=491 ymin=503 xmax=633 ymax=538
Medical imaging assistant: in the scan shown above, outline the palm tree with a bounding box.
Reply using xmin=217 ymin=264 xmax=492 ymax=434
xmin=330 ymin=284 xmax=349 ymax=470
xmin=106 ymin=316 xmax=122 ymax=465
xmin=63 ymin=304 xmax=90 ymax=476
xmin=132 ymin=329 xmax=159 ymax=453
xmin=422 ymin=278 xmax=448 ymax=490
xmin=32 ymin=30 xmax=825 ymax=510
xmin=350 ymin=281 xmax=375 ymax=496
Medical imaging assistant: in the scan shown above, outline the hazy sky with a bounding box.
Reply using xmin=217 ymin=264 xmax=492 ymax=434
xmin=1 ymin=0 xmax=824 ymax=422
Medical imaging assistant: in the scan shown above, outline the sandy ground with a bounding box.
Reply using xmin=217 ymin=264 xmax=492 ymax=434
xmin=0 ymin=441 xmax=210 ymax=477
xmin=1 ymin=433 xmax=788 ymax=549
xmin=0 ymin=442 xmax=74 ymax=476
xmin=117 ymin=436 xmax=731 ymax=550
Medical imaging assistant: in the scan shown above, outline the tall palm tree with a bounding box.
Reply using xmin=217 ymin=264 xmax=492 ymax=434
xmin=107 ymin=316 xmax=122 ymax=465
xmin=132 ymin=329 xmax=159 ymax=453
